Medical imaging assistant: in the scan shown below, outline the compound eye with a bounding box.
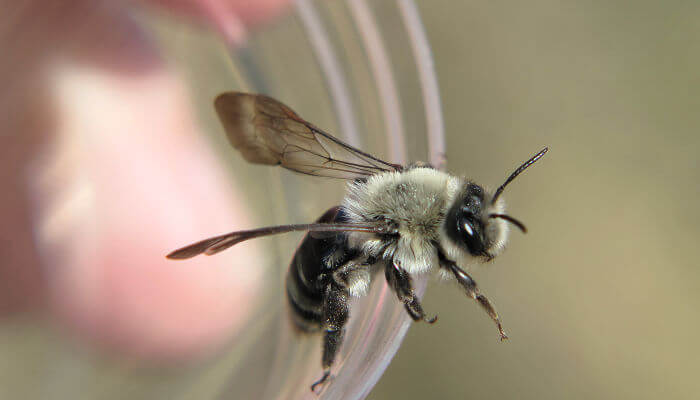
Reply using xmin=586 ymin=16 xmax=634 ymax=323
xmin=460 ymin=216 xmax=484 ymax=255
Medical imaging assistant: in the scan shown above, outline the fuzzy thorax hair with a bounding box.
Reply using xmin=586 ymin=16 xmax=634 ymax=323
xmin=342 ymin=168 xmax=459 ymax=274
xmin=342 ymin=168 xmax=509 ymax=274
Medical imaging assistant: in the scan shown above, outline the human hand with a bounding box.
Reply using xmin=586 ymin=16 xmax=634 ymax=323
xmin=1 ymin=0 xmax=291 ymax=361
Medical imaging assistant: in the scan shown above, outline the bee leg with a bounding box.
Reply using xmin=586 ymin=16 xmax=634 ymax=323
xmin=310 ymin=370 xmax=331 ymax=393
xmin=444 ymin=260 xmax=508 ymax=340
xmin=311 ymin=283 xmax=349 ymax=393
xmin=385 ymin=261 xmax=438 ymax=324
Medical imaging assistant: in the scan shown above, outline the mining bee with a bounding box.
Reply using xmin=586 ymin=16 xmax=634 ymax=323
xmin=167 ymin=92 xmax=548 ymax=392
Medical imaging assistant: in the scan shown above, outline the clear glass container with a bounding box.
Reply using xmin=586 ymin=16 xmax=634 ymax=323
xmin=175 ymin=1 xmax=447 ymax=399
xmin=7 ymin=1 xmax=445 ymax=399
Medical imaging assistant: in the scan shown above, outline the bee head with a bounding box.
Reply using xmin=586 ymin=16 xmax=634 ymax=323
xmin=440 ymin=147 xmax=547 ymax=263
xmin=443 ymin=183 xmax=518 ymax=261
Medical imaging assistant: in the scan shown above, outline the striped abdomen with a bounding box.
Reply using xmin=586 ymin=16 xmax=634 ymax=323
xmin=285 ymin=207 xmax=353 ymax=332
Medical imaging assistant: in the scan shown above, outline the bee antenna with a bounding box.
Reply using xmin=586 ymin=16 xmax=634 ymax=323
xmin=489 ymin=214 xmax=527 ymax=233
xmin=492 ymin=147 xmax=548 ymax=203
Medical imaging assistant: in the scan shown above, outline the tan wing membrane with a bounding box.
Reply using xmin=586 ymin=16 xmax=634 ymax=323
xmin=214 ymin=92 xmax=401 ymax=179
xmin=166 ymin=222 xmax=398 ymax=260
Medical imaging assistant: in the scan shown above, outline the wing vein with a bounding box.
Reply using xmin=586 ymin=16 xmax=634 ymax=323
xmin=214 ymin=92 xmax=403 ymax=180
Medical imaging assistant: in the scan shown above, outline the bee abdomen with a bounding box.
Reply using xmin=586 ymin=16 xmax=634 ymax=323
xmin=286 ymin=266 xmax=324 ymax=332
xmin=286 ymin=206 xmax=348 ymax=331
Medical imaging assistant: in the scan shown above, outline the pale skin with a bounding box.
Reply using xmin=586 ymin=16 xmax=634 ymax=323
xmin=2 ymin=0 xmax=291 ymax=360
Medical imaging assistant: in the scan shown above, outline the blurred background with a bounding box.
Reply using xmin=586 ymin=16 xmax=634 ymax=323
xmin=2 ymin=0 xmax=699 ymax=399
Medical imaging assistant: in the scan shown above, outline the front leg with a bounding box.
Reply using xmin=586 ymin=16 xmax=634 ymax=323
xmin=385 ymin=261 xmax=437 ymax=323
xmin=443 ymin=259 xmax=508 ymax=340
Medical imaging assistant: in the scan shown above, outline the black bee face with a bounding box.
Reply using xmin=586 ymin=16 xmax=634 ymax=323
xmin=445 ymin=183 xmax=496 ymax=259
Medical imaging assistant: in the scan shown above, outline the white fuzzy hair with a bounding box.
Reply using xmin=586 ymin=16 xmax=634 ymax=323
xmin=342 ymin=168 xmax=462 ymax=274
xmin=345 ymin=267 xmax=371 ymax=297
xmin=343 ymin=168 xmax=512 ymax=274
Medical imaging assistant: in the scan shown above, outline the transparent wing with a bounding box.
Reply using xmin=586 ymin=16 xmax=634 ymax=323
xmin=214 ymin=92 xmax=402 ymax=179
xmin=166 ymin=222 xmax=397 ymax=260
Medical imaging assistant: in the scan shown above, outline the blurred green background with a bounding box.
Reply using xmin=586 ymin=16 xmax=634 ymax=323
xmin=373 ymin=2 xmax=700 ymax=400
xmin=3 ymin=1 xmax=699 ymax=399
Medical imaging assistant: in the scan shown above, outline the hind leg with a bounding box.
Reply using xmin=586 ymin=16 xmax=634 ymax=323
xmin=311 ymin=282 xmax=349 ymax=393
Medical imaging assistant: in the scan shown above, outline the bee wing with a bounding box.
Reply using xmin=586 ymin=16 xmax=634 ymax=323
xmin=166 ymin=222 xmax=397 ymax=260
xmin=214 ymin=92 xmax=402 ymax=179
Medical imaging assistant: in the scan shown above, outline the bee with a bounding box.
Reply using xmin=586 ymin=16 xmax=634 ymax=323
xmin=167 ymin=92 xmax=548 ymax=392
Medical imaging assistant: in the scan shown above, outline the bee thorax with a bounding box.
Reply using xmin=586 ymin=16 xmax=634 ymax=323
xmin=342 ymin=168 xmax=462 ymax=274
